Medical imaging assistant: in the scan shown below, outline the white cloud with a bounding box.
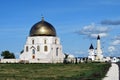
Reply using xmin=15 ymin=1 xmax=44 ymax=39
xmin=112 ymin=40 xmax=120 ymax=45
xmin=108 ymin=46 xmax=116 ymax=53
xmin=90 ymin=34 xmax=98 ymax=38
xmin=115 ymin=35 xmax=120 ymax=40
xmin=108 ymin=35 xmax=120 ymax=56
xmin=97 ymin=27 xmax=109 ymax=32
xmin=109 ymin=35 xmax=120 ymax=49
xmin=90 ymin=33 xmax=108 ymax=38
xmin=75 ymin=23 xmax=109 ymax=39
xmin=99 ymin=33 xmax=108 ymax=37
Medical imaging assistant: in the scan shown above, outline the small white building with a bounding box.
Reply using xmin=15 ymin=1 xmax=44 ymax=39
xmin=20 ymin=18 xmax=65 ymax=63
xmin=103 ymin=57 xmax=111 ymax=62
xmin=111 ymin=57 xmax=119 ymax=63
xmin=0 ymin=59 xmax=20 ymax=63
xmin=67 ymin=54 xmax=75 ymax=63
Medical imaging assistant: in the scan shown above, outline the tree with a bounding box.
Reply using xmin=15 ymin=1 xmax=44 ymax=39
xmin=1 ymin=50 xmax=15 ymax=59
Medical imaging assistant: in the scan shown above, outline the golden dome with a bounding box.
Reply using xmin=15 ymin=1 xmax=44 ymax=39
xmin=29 ymin=18 xmax=56 ymax=36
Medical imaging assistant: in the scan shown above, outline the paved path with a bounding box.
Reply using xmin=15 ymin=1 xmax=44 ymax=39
xmin=117 ymin=62 xmax=120 ymax=80
xmin=102 ymin=63 xmax=119 ymax=80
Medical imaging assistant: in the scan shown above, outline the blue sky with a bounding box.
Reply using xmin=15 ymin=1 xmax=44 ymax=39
xmin=0 ymin=0 xmax=120 ymax=58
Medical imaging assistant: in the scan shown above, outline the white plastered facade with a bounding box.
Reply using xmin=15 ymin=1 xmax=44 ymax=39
xmin=20 ymin=36 xmax=64 ymax=63
xmin=88 ymin=49 xmax=95 ymax=61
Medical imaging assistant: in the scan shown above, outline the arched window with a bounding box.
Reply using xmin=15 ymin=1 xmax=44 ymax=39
xmin=44 ymin=46 xmax=48 ymax=52
xmin=56 ymin=48 xmax=59 ymax=56
xmin=37 ymin=46 xmax=40 ymax=51
xmin=32 ymin=49 xmax=35 ymax=54
xmin=26 ymin=46 xmax=28 ymax=52
xmin=32 ymin=40 xmax=34 ymax=44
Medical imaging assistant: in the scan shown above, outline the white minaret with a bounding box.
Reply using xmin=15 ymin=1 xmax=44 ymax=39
xmin=95 ymin=35 xmax=103 ymax=61
xmin=88 ymin=44 xmax=95 ymax=61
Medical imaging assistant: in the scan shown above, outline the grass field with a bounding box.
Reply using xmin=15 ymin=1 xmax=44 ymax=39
xmin=0 ymin=63 xmax=111 ymax=80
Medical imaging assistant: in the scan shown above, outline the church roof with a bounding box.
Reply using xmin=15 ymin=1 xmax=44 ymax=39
xmin=29 ymin=17 xmax=56 ymax=37
xmin=89 ymin=44 xmax=94 ymax=49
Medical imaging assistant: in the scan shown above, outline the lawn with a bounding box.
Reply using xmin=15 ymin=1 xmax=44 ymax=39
xmin=0 ymin=63 xmax=111 ymax=80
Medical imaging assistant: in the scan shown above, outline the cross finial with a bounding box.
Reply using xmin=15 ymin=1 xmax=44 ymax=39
xmin=41 ymin=14 xmax=44 ymax=21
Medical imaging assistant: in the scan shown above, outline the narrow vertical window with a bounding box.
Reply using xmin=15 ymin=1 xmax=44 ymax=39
xmin=37 ymin=46 xmax=40 ymax=51
xmin=26 ymin=46 xmax=28 ymax=52
xmin=32 ymin=40 xmax=34 ymax=44
xmin=44 ymin=40 xmax=47 ymax=44
xmin=56 ymin=48 xmax=59 ymax=56
xmin=55 ymin=39 xmax=57 ymax=44
xmin=44 ymin=46 xmax=48 ymax=52
xmin=32 ymin=49 xmax=35 ymax=54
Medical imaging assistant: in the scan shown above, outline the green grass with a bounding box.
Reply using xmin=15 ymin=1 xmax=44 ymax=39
xmin=0 ymin=63 xmax=111 ymax=80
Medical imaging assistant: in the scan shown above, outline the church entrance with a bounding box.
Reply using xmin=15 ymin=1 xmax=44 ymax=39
xmin=32 ymin=55 xmax=35 ymax=59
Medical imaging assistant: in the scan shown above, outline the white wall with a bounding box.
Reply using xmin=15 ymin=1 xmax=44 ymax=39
xmin=20 ymin=36 xmax=64 ymax=63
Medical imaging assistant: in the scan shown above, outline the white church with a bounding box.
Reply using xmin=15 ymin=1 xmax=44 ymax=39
xmin=19 ymin=17 xmax=65 ymax=63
